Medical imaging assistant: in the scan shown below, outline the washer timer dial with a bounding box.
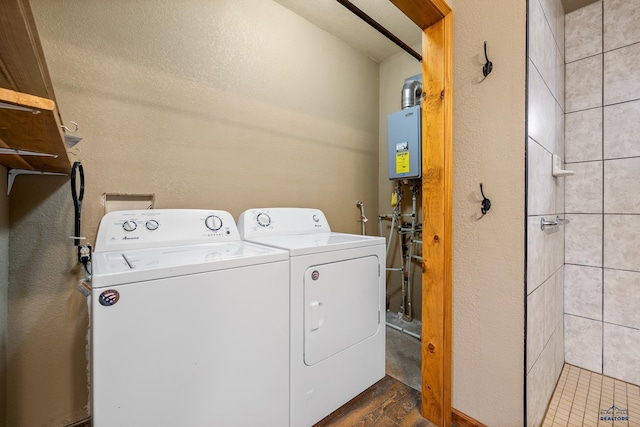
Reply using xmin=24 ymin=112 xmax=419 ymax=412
xmin=122 ymin=220 xmax=137 ymax=232
xmin=205 ymin=215 xmax=223 ymax=231
xmin=145 ymin=220 xmax=159 ymax=231
xmin=256 ymin=213 xmax=271 ymax=227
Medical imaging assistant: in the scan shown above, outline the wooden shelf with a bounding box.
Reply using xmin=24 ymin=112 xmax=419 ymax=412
xmin=0 ymin=0 xmax=72 ymax=174
xmin=0 ymin=88 xmax=71 ymax=173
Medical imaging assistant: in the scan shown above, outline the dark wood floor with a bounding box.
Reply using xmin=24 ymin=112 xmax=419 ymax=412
xmin=313 ymin=375 xmax=436 ymax=427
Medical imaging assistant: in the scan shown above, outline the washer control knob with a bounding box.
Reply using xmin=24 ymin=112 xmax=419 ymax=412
xmin=205 ymin=215 xmax=223 ymax=231
xmin=145 ymin=220 xmax=159 ymax=231
xmin=256 ymin=213 xmax=271 ymax=227
xmin=312 ymin=214 xmax=320 ymax=223
xmin=122 ymin=220 xmax=137 ymax=232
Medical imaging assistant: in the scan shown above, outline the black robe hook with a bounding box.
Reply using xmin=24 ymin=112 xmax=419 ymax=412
xmin=480 ymin=183 xmax=491 ymax=216
xmin=482 ymin=41 xmax=493 ymax=78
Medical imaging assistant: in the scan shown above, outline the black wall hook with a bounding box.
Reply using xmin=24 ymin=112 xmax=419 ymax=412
xmin=480 ymin=183 xmax=491 ymax=216
xmin=482 ymin=41 xmax=493 ymax=78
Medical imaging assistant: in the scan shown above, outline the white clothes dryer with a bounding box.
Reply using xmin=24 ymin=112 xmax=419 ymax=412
xmin=91 ymin=209 xmax=290 ymax=427
xmin=238 ymin=207 xmax=386 ymax=427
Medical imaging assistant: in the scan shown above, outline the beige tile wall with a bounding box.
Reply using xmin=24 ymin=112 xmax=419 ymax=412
xmin=565 ymin=2 xmax=602 ymax=62
xmin=603 ymin=101 xmax=640 ymax=158
xmin=526 ymin=0 xmax=567 ymax=425
xmin=564 ymin=264 xmax=602 ymax=320
xmin=565 ymin=108 xmax=602 ymax=162
xmin=564 ymin=0 xmax=640 ymax=387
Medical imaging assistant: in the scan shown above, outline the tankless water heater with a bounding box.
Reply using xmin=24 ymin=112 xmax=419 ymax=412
xmin=388 ymin=75 xmax=422 ymax=180
xmin=387 ymin=105 xmax=421 ymax=180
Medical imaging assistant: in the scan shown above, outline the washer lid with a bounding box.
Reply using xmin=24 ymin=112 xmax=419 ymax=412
xmin=245 ymin=232 xmax=384 ymax=256
xmin=92 ymin=241 xmax=288 ymax=288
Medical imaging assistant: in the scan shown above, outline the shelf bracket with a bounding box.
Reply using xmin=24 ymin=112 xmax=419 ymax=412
xmin=7 ymin=169 xmax=67 ymax=195
xmin=0 ymin=101 xmax=40 ymax=115
xmin=0 ymin=148 xmax=58 ymax=158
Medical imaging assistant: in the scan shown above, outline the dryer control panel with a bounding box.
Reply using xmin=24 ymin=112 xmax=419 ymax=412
xmin=95 ymin=209 xmax=240 ymax=252
xmin=238 ymin=208 xmax=331 ymax=238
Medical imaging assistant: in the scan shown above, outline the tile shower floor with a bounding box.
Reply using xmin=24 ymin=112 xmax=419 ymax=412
xmin=542 ymin=364 xmax=640 ymax=427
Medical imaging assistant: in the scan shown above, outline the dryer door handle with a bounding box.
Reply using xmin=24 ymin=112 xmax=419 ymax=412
xmin=309 ymin=301 xmax=323 ymax=331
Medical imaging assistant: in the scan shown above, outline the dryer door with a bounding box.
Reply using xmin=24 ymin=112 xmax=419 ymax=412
xmin=304 ymin=255 xmax=380 ymax=366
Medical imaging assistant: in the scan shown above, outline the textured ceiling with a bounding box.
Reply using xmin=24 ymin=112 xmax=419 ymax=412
xmin=272 ymin=0 xmax=423 ymax=63
xmin=274 ymin=0 xmax=598 ymax=62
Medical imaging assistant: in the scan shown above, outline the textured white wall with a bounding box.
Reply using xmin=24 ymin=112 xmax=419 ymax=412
xmin=8 ymin=177 xmax=86 ymax=427
xmin=448 ymin=0 xmax=527 ymax=425
xmin=31 ymin=0 xmax=380 ymax=241
xmin=9 ymin=1 xmax=380 ymax=425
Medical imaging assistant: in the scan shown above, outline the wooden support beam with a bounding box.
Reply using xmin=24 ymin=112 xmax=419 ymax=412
xmin=389 ymin=0 xmax=451 ymax=30
xmin=419 ymin=6 xmax=453 ymax=427
xmin=388 ymin=1 xmax=454 ymax=425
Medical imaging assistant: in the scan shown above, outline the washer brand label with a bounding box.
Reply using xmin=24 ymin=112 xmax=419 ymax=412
xmin=122 ymin=236 xmax=139 ymax=240
xmin=99 ymin=289 xmax=120 ymax=306
xmin=311 ymin=270 xmax=320 ymax=280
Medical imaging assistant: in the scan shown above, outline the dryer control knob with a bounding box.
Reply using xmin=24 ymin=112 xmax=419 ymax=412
xmin=122 ymin=220 xmax=137 ymax=232
xmin=256 ymin=213 xmax=271 ymax=227
xmin=145 ymin=220 xmax=159 ymax=231
xmin=312 ymin=214 xmax=320 ymax=223
xmin=205 ymin=215 xmax=223 ymax=231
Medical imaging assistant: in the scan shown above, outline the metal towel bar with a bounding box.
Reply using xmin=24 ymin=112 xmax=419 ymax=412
xmin=540 ymin=216 xmax=570 ymax=231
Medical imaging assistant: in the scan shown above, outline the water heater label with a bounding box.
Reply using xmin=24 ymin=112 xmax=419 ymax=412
xmin=396 ymin=142 xmax=410 ymax=174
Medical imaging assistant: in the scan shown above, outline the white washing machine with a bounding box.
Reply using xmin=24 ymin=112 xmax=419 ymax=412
xmin=238 ymin=207 xmax=386 ymax=427
xmin=91 ymin=209 xmax=290 ymax=427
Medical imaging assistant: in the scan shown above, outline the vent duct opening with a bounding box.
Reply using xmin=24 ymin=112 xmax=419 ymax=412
xmin=401 ymin=80 xmax=422 ymax=110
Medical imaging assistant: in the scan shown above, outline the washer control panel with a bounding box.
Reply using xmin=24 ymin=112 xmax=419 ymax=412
xmin=95 ymin=209 xmax=240 ymax=252
xmin=238 ymin=208 xmax=331 ymax=239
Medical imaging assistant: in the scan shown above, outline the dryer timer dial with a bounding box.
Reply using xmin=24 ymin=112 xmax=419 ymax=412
xmin=256 ymin=213 xmax=271 ymax=227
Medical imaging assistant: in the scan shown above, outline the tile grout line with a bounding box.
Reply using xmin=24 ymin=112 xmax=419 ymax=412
xmin=588 ymin=370 xmax=597 ymax=427
xmin=592 ymin=368 xmax=603 ymax=425
xmin=550 ymin=364 xmax=568 ymax=425
xmin=580 ymin=368 xmax=591 ymax=426
xmin=596 ymin=368 xmax=606 ymax=427
xmin=600 ymin=0 xmax=605 ymax=380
